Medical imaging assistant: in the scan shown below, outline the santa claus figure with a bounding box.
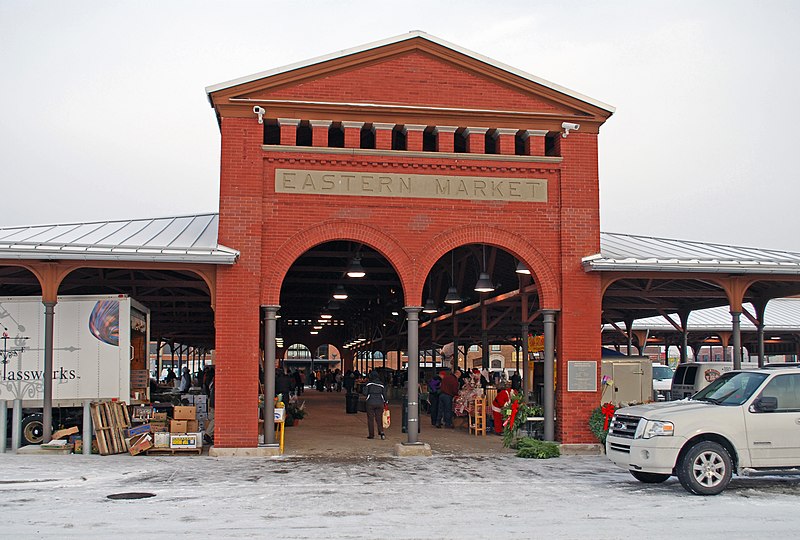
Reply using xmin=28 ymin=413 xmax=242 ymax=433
xmin=491 ymin=384 xmax=516 ymax=434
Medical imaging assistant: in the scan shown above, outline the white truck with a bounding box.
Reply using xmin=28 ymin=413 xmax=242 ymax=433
xmin=0 ymin=295 xmax=150 ymax=444
xmin=606 ymin=366 xmax=800 ymax=495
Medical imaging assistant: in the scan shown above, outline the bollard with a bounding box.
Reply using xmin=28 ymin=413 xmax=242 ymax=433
xmin=0 ymin=400 xmax=7 ymax=454
xmin=11 ymin=399 xmax=21 ymax=453
xmin=82 ymin=400 xmax=92 ymax=455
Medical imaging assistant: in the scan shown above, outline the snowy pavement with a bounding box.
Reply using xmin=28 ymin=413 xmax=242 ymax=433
xmin=2 ymin=452 xmax=800 ymax=539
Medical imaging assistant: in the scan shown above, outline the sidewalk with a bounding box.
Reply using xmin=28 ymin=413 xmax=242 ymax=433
xmin=281 ymin=387 xmax=513 ymax=457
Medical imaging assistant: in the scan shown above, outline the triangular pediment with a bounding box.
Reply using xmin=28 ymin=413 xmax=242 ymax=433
xmin=208 ymin=32 xmax=613 ymax=124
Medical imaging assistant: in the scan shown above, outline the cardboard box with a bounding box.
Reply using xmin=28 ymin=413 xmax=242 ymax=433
xmin=153 ymin=432 xmax=171 ymax=449
xmin=149 ymin=421 xmax=169 ymax=433
xmin=173 ymin=406 xmax=196 ymax=420
xmin=274 ymin=408 xmax=286 ymax=422
xmin=128 ymin=433 xmax=153 ymax=456
xmin=127 ymin=424 xmax=151 ymax=437
xmin=170 ymin=419 xmax=188 ymax=433
xmin=170 ymin=433 xmax=200 ymax=449
xmin=152 ymin=412 xmax=168 ymax=421
xmin=186 ymin=420 xmax=199 ymax=432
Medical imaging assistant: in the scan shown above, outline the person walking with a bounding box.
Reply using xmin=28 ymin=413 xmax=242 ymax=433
xmin=437 ymin=369 xmax=459 ymax=429
xmin=363 ymin=371 xmax=387 ymax=439
xmin=428 ymin=374 xmax=441 ymax=426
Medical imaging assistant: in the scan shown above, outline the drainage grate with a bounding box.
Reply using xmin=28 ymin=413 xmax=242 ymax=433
xmin=106 ymin=492 xmax=156 ymax=500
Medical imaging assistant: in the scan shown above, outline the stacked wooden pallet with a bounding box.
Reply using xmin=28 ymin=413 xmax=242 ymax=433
xmin=90 ymin=401 xmax=131 ymax=455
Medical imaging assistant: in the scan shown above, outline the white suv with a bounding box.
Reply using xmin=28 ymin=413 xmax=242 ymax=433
xmin=606 ymin=366 xmax=800 ymax=495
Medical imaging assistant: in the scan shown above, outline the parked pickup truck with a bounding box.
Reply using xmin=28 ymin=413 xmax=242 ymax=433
xmin=606 ymin=366 xmax=800 ymax=495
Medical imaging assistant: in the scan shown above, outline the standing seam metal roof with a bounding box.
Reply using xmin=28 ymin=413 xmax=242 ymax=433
xmin=585 ymin=232 xmax=800 ymax=274
xmin=0 ymin=213 xmax=238 ymax=264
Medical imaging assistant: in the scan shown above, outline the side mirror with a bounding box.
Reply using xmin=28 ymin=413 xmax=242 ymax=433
xmin=754 ymin=396 xmax=778 ymax=412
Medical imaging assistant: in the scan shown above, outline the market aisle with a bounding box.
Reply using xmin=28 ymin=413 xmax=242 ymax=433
xmin=282 ymin=387 xmax=511 ymax=457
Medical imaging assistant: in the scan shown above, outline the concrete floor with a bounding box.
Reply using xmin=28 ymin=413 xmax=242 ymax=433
xmin=280 ymin=387 xmax=513 ymax=457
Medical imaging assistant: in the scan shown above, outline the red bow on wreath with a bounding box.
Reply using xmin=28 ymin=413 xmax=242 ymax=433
xmin=601 ymin=403 xmax=616 ymax=431
xmin=504 ymin=400 xmax=520 ymax=429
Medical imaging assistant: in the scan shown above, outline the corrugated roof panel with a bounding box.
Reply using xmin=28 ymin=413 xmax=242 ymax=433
xmin=0 ymin=213 xmax=237 ymax=264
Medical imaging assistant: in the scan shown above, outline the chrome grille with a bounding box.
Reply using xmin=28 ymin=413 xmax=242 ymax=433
xmin=608 ymin=414 xmax=640 ymax=439
xmin=608 ymin=441 xmax=631 ymax=454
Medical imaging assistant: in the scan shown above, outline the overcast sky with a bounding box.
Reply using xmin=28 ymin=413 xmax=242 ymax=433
xmin=2 ymin=1 xmax=799 ymax=250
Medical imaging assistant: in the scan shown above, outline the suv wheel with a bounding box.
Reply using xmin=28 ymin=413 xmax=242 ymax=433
xmin=21 ymin=414 xmax=44 ymax=446
xmin=677 ymin=441 xmax=732 ymax=495
xmin=630 ymin=470 xmax=670 ymax=483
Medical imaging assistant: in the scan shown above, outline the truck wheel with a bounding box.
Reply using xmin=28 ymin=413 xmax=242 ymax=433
xmin=630 ymin=471 xmax=670 ymax=483
xmin=677 ymin=441 xmax=732 ymax=495
xmin=21 ymin=414 xmax=44 ymax=446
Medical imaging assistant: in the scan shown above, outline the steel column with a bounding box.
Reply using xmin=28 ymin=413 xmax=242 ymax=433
xmin=731 ymin=311 xmax=742 ymax=370
xmin=405 ymin=306 xmax=422 ymax=445
xmin=521 ymin=324 xmax=530 ymax=401
xmin=82 ymin=400 xmax=92 ymax=455
xmin=0 ymin=400 xmax=6 ymax=454
xmin=42 ymin=301 xmax=56 ymax=443
xmin=757 ymin=323 xmax=765 ymax=368
xmin=262 ymin=305 xmax=280 ymax=446
xmin=542 ymin=310 xmax=556 ymax=441
xmin=11 ymin=399 xmax=21 ymax=452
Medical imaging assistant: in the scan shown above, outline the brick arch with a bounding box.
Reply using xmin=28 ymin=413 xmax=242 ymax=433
xmin=416 ymin=225 xmax=560 ymax=308
xmin=261 ymin=221 xmax=416 ymax=305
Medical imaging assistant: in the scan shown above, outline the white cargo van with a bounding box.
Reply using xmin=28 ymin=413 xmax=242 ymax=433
xmin=670 ymin=362 xmax=757 ymax=400
xmin=652 ymin=363 xmax=674 ymax=401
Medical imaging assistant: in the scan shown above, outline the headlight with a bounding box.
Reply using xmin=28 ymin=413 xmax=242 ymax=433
xmin=635 ymin=420 xmax=674 ymax=439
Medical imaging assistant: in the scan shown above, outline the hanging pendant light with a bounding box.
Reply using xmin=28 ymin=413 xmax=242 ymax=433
xmin=346 ymin=257 xmax=365 ymax=278
xmin=515 ymin=259 xmax=531 ymax=275
xmin=474 ymin=245 xmax=495 ymax=293
xmin=444 ymin=250 xmax=462 ymax=304
xmin=332 ymin=285 xmax=348 ymax=300
xmin=423 ymin=297 xmax=438 ymax=314
xmin=444 ymin=286 xmax=461 ymax=304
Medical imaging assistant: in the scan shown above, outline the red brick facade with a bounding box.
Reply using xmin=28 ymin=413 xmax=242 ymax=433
xmin=209 ymin=35 xmax=612 ymax=447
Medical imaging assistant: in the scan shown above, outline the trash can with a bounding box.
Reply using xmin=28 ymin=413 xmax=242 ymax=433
xmin=345 ymin=392 xmax=359 ymax=414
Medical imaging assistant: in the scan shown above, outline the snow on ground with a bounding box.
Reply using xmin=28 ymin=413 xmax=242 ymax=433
xmin=2 ymin=453 xmax=800 ymax=539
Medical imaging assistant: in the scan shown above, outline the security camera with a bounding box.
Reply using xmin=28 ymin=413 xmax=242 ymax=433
xmin=561 ymin=122 xmax=580 ymax=138
xmin=252 ymin=105 xmax=266 ymax=124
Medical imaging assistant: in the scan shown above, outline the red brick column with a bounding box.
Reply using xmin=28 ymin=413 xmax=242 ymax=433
xmin=215 ymin=117 xmax=264 ymax=449
xmin=373 ymin=123 xmax=394 ymax=150
xmin=464 ymin=127 xmax=488 ymax=154
xmin=278 ymin=118 xmax=300 ymax=146
xmin=404 ymin=124 xmax=426 ymax=151
xmin=523 ymin=129 xmax=547 ymax=156
xmin=342 ymin=121 xmax=364 ymax=149
xmin=310 ymin=120 xmax=332 ymax=147
xmin=434 ymin=126 xmax=457 ymax=153
xmin=555 ymin=131 xmax=602 ymax=445
xmin=495 ymin=128 xmax=517 ymax=155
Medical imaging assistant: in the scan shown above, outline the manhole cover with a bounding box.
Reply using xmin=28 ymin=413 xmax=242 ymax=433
xmin=106 ymin=492 xmax=156 ymax=500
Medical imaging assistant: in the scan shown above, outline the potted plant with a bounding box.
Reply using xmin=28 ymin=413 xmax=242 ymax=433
xmin=286 ymin=401 xmax=306 ymax=426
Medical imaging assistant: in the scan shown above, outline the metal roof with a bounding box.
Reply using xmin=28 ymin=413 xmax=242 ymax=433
xmin=0 ymin=213 xmax=238 ymax=264
xmin=605 ymin=297 xmax=800 ymax=332
xmin=205 ymin=31 xmax=615 ymax=114
xmin=585 ymin=232 xmax=800 ymax=275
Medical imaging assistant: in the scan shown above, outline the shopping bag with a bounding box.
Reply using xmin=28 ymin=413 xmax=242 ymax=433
xmin=382 ymin=403 xmax=391 ymax=429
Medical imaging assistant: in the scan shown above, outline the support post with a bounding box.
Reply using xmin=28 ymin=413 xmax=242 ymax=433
xmin=0 ymin=400 xmax=6 ymax=454
xmin=11 ymin=399 xmax=21 ymax=452
xmin=404 ymin=306 xmax=422 ymax=445
xmin=542 ymin=310 xmax=557 ymax=442
xmin=262 ymin=305 xmax=280 ymax=446
xmin=42 ymin=301 xmax=56 ymax=443
xmin=757 ymin=323 xmax=765 ymax=368
xmin=521 ymin=324 xmax=530 ymax=402
xmin=731 ymin=311 xmax=742 ymax=370
xmin=82 ymin=400 xmax=92 ymax=455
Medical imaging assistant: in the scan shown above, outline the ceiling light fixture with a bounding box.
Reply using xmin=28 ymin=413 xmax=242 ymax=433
xmin=474 ymin=245 xmax=495 ymax=293
xmin=346 ymin=257 xmax=365 ymax=278
xmin=332 ymin=285 xmax=349 ymax=300
xmin=515 ymin=259 xmax=531 ymax=275
xmin=444 ymin=250 xmax=462 ymax=304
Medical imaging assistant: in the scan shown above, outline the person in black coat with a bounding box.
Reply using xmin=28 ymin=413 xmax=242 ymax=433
xmin=275 ymin=369 xmax=293 ymax=403
xmin=363 ymin=371 xmax=387 ymax=440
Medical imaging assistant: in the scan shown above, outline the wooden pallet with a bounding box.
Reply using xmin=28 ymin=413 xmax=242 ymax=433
xmin=145 ymin=447 xmax=203 ymax=456
xmin=90 ymin=401 xmax=131 ymax=455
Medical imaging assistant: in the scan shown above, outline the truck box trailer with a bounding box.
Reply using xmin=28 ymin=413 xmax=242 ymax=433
xmin=0 ymin=295 xmax=150 ymax=444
